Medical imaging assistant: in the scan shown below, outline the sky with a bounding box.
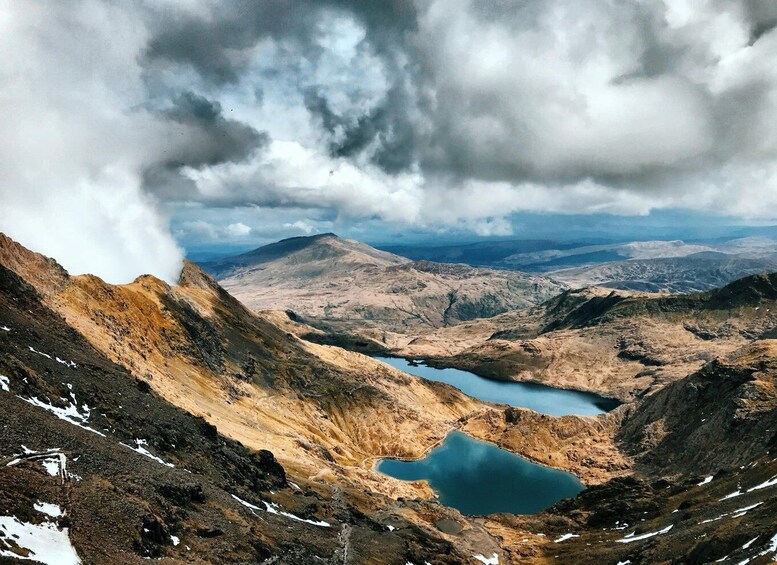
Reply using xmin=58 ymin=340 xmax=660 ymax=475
xmin=1 ymin=0 xmax=777 ymax=282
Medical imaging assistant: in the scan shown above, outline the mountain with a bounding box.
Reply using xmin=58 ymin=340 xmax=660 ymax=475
xmin=301 ymin=273 xmax=777 ymax=403
xmin=201 ymin=233 xmax=566 ymax=332
xmin=2 ymin=232 xmax=777 ymax=564
xmin=549 ymin=252 xmax=777 ymax=293
xmin=381 ymin=237 xmax=777 ymax=294
xmin=0 ymin=233 xmax=491 ymax=563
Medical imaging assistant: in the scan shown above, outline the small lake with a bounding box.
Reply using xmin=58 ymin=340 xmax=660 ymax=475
xmin=375 ymin=356 xmax=619 ymax=416
xmin=377 ymin=431 xmax=584 ymax=515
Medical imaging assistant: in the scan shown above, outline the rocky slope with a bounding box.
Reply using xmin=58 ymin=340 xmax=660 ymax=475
xmin=549 ymin=252 xmax=777 ymax=293
xmin=0 ymin=233 xmax=610 ymax=563
xmin=313 ymin=275 xmax=777 ymax=402
xmin=201 ymin=233 xmax=565 ymax=332
xmin=3 ymin=232 xmax=777 ymax=564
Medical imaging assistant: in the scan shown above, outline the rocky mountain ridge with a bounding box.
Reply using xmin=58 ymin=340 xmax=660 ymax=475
xmin=201 ymin=233 xmax=566 ymax=332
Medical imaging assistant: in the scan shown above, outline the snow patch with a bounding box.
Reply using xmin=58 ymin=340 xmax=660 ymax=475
xmin=1 ymin=325 xmax=10 ymax=331
xmin=170 ymin=535 xmax=180 ymax=547
xmin=0 ymin=515 xmax=80 ymax=564
xmin=34 ymin=502 xmax=63 ymax=518
xmin=0 ymin=376 xmax=8 ymax=392
xmin=474 ymin=553 xmax=499 ymax=564
xmin=720 ymin=489 xmax=742 ymax=501
xmin=55 ymin=357 xmax=77 ymax=368
xmin=701 ymin=502 xmax=763 ymax=524
xmin=231 ymin=494 xmax=330 ymax=527
xmin=554 ymin=533 xmax=579 ymax=543
xmin=742 ymin=537 xmax=759 ymax=549
xmin=697 ymin=475 xmax=714 ymax=486
xmin=19 ymin=393 xmax=104 ymax=437
xmin=616 ymin=524 xmax=673 ymax=544
xmin=6 ymin=449 xmax=78 ymax=482
xmin=28 ymin=346 xmax=51 ymax=359
xmin=120 ymin=439 xmax=174 ymax=468
xmin=747 ymin=474 xmax=777 ymax=493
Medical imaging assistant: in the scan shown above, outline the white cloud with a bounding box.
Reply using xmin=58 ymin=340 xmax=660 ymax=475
xmin=0 ymin=1 xmax=184 ymax=283
xmin=224 ymin=222 xmax=251 ymax=237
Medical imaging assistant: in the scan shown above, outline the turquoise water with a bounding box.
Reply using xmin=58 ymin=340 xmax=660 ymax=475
xmin=377 ymin=431 xmax=584 ymax=515
xmin=375 ymin=356 xmax=619 ymax=416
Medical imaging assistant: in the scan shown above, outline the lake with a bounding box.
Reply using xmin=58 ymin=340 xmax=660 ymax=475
xmin=375 ymin=356 xmax=619 ymax=416
xmin=377 ymin=431 xmax=584 ymax=515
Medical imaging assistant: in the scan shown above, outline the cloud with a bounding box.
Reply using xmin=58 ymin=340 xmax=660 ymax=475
xmin=224 ymin=222 xmax=252 ymax=237
xmin=140 ymin=0 xmax=777 ymax=226
xmin=0 ymin=1 xmax=267 ymax=282
xmin=3 ymin=0 xmax=777 ymax=273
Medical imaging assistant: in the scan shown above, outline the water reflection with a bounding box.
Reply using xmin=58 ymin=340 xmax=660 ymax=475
xmin=378 ymin=431 xmax=584 ymax=515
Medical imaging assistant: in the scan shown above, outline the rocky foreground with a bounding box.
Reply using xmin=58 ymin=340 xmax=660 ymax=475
xmin=1 ymin=232 xmax=776 ymax=564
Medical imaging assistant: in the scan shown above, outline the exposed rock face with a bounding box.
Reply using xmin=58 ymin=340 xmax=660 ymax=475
xmin=201 ymin=233 xmax=566 ymax=331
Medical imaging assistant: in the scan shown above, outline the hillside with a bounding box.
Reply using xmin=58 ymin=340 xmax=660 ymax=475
xmin=201 ymin=233 xmax=566 ymax=332
xmin=1 ymin=234 xmax=776 ymax=562
xmin=382 ymin=237 xmax=777 ymax=294
xmin=295 ymin=274 xmax=777 ymax=402
xmin=550 ymin=252 xmax=777 ymax=293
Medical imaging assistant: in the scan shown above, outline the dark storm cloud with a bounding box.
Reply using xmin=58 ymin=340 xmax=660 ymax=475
xmin=160 ymin=91 xmax=268 ymax=167
xmin=143 ymin=0 xmax=422 ymax=174
xmin=144 ymin=0 xmax=417 ymax=84
xmin=142 ymin=91 xmax=269 ymax=200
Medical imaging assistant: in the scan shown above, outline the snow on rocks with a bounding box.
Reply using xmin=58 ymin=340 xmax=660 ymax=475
xmin=554 ymin=533 xmax=579 ymax=543
xmin=34 ymin=502 xmax=63 ymax=518
xmin=0 ymin=514 xmax=81 ymax=564
xmin=720 ymin=489 xmax=742 ymax=501
xmin=19 ymin=393 xmax=104 ymax=437
xmin=746 ymin=474 xmax=777 ymax=493
xmin=474 ymin=553 xmax=499 ymax=564
xmin=120 ymin=439 xmax=174 ymax=468
xmin=616 ymin=524 xmax=673 ymax=544
xmin=28 ymin=346 xmax=51 ymax=359
xmin=6 ymin=448 xmax=78 ymax=483
xmin=0 ymin=375 xmax=9 ymax=392
xmin=738 ymin=533 xmax=777 ymax=565
xmin=26 ymin=345 xmax=76 ymax=368
xmin=701 ymin=502 xmax=763 ymax=524
xmin=56 ymin=357 xmax=77 ymax=368
xmin=231 ymin=494 xmax=331 ymax=527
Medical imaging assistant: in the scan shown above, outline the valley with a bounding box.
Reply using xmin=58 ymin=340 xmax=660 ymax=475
xmin=1 ymin=231 xmax=776 ymax=564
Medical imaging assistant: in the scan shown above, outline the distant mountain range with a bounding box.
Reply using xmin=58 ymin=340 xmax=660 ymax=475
xmin=382 ymin=236 xmax=777 ymax=293
xmin=200 ymin=233 xmax=565 ymax=332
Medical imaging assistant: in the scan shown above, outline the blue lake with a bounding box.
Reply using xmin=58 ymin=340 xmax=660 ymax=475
xmin=377 ymin=431 xmax=584 ymax=515
xmin=375 ymin=356 xmax=619 ymax=416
